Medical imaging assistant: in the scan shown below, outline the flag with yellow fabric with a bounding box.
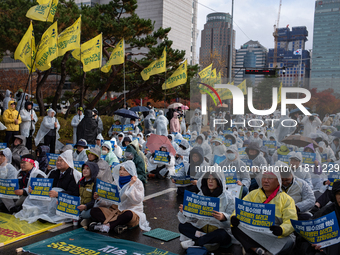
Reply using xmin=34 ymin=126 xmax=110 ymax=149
xmin=57 ymin=16 xmax=81 ymax=57
xmin=237 ymin=80 xmax=247 ymax=95
xmin=162 ymin=60 xmax=187 ymax=90
xmin=141 ymin=47 xmax=166 ymax=81
xmin=101 ymin=38 xmax=125 ymax=73
xmin=207 ymin=68 xmax=217 ymax=86
xmin=14 ymin=21 xmax=36 ymax=73
xmin=219 ymin=81 xmax=234 ymax=100
xmin=72 ymin=34 xmax=102 ymax=73
xmin=26 ymin=0 xmax=58 ymax=23
xmin=199 ymin=63 xmax=212 ymax=80
xmin=277 ymin=82 xmax=282 ymax=103
xmin=35 ymin=21 xmax=58 ymax=71
xmin=216 ymin=71 xmax=222 ymax=84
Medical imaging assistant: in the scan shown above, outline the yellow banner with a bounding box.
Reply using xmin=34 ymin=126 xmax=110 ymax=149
xmin=14 ymin=21 xmax=36 ymax=73
xmin=162 ymin=60 xmax=187 ymax=90
xmin=237 ymin=79 xmax=247 ymax=95
xmin=72 ymin=34 xmax=102 ymax=73
xmin=36 ymin=21 xmax=58 ymax=71
xmin=57 ymin=16 xmax=81 ymax=57
xmin=101 ymin=38 xmax=125 ymax=73
xmin=141 ymin=47 xmax=166 ymax=81
xmin=199 ymin=63 xmax=212 ymax=79
xmin=26 ymin=0 xmax=58 ymax=23
xmin=277 ymin=82 xmax=282 ymax=103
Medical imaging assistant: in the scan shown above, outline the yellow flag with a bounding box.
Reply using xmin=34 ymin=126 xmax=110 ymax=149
xmin=141 ymin=47 xmax=166 ymax=81
xmin=208 ymin=68 xmax=217 ymax=86
xmin=57 ymin=16 xmax=81 ymax=57
xmin=26 ymin=0 xmax=58 ymax=23
xmin=216 ymin=71 xmax=222 ymax=84
xmin=237 ymin=80 xmax=247 ymax=95
xmin=162 ymin=60 xmax=187 ymax=90
xmin=199 ymin=63 xmax=212 ymax=79
xmin=219 ymin=81 xmax=234 ymax=100
xmin=72 ymin=34 xmax=102 ymax=73
xmin=277 ymin=82 xmax=282 ymax=104
xmin=101 ymin=38 xmax=125 ymax=73
xmin=35 ymin=21 xmax=58 ymax=71
xmin=14 ymin=21 xmax=36 ymax=73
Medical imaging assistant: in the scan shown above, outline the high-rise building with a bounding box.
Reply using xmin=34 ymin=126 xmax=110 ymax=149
xmin=199 ymin=12 xmax=235 ymax=79
xmin=234 ymin=40 xmax=267 ymax=86
xmin=74 ymin=0 xmax=198 ymax=64
xmin=310 ymin=0 xmax=340 ymax=93
xmin=268 ymin=26 xmax=310 ymax=88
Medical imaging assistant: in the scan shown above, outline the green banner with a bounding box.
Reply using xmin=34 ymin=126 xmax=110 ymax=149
xmin=23 ymin=228 xmax=177 ymax=255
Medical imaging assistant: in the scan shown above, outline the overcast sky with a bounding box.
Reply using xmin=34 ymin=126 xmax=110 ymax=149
xmin=196 ymin=0 xmax=315 ymax=56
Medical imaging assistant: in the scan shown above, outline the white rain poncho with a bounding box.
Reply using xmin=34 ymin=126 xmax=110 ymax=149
xmin=301 ymin=115 xmax=322 ymax=137
xmin=193 ymin=134 xmax=213 ymax=164
xmin=115 ymin=132 xmax=125 ymax=147
xmin=35 ymin=109 xmax=60 ymax=146
xmin=3 ymin=90 xmax=11 ymax=111
xmin=274 ymin=116 xmax=296 ymax=142
xmin=175 ymin=139 xmax=190 ymax=164
xmin=288 ymin=151 xmax=313 ymax=188
xmin=153 ymin=110 xmax=168 ymax=136
xmin=15 ymin=151 xmax=81 ymax=224
xmin=190 ymin=109 xmax=202 ymax=134
xmin=71 ymin=113 xmax=84 ymax=144
xmin=209 ymin=114 xmax=215 ymax=131
xmin=180 ymin=116 xmax=186 ymax=134
xmin=240 ymin=142 xmax=268 ymax=179
xmin=16 ymin=93 xmax=29 ymax=111
xmin=147 ymin=144 xmax=176 ymax=176
xmin=211 ymin=138 xmax=227 ymax=165
xmin=190 ymin=131 xmax=198 ymax=141
xmin=219 ymin=145 xmax=251 ymax=188
xmin=0 ymin=148 xmax=18 ymax=179
xmin=137 ymin=133 xmax=145 ymax=146
xmin=177 ymin=169 xmax=236 ymax=243
xmin=19 ymin=106 xmax=38 ymax=138
xmin=144 ymin=110 xmax=155 ymax=134
xmin=111 ymin=160 xmax=150 ymax=231
xmin=317 ymin=141 xmax=336 ymax=162
xmin=167 ymin=134 xmax=179 ymax=152
xmin=73 ymin=148 xmax=88 ymax=162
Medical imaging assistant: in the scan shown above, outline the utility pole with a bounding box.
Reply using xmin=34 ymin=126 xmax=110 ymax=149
xmin=228 ymin=0 xmax=234 ymax=83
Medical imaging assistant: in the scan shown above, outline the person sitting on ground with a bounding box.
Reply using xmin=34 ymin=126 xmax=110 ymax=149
xmin=116 ymin=132 xmax=125 ymax=147
xmin=178 ymin=170 xmax=234 ymax=252
xmin=78 ymin=161 xmax=99 ymax=227
xmin=175 ymin=139 xmax=190 ymax=165
xmin=73 ymin=139 xmax=88 ymax=162
xmin=124 ymin=143 xmax=147 ymax=184
xmin=10 ymin=135 xmax=29 ymax=170
xmin=35 ymin=144 xmax=50 ymax=174
xmin=122 ymin=136 xmax=131 ymax=147
xmin=95 ymin=134 xmax=104 ymax=149
xmin=86 ymin=147 xmax=113 ymax=184
xmin=89 ymin=160 xmax=150 ymax=233
xmin=147 ymin=144 xmax=175 ymax=179
xmin=101 ymin=141 xmax=119 ymax=166
xmin=289 ymin=151 xmax=313 ymax=188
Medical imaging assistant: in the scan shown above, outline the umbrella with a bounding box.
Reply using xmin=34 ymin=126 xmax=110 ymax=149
xmin=146 ymin=134 xmax=176 ymax=156
xmin=281 ymin=135 xmax=319 ymax=148
xmin=289 ymin=107 xmax=310 ymax=116
xmin=217 ymin=103 xmax=228 ymax=108
xmin=129 ymin=106 xmax=150 ymax=112
xmin=309 ymin=131 xmax=328 ymax=141
xmin=113 ymin=109 xmax=140 ymax=119
xmin=168 ymin=103 xmax=183 ymax=109
xmin=182 ymin=105 xmax=189 ymax=110
xmin=331 ymin=131 xmax=340 ymax=138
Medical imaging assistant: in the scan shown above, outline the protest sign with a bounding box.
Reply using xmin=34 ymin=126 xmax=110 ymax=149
xmin=223 ymin=138 xmax=233 ymax=147
xmin=123 ymin=124 xmax=134 ymax=133
xmin=223 ymin=130 xmax=233 ymax=135
xmin=301 ymin=152 xmax=316 ymax=165
xmin=175 ymin=162 xmax=185 ymax=174
xmin=29 ymin=178 xmax=53 ymax=201
xmin=225 ymin=171 xmax=238 ymax=185
xmin=328 ymin=170 xmax=340 ymax=187
xmin=153 ymin=150 xmax=170 ymax=163
xmin=47 ymin=153 xmax=60 ymax=166
xmin=73 ymin=161 xmax=84 ymax=172
xmin=0 ymin=143 xmax=7 ymax=149
xmin=171 ymin=176 xmax=192 ymax=187
xmin=321 ymin=154 xmax=328 ymax=163
xmin=174 ymin=139 xmax=181 ymax=145
xmin=238 ymin=147 xmax=246 ymax=155
xmin=183 ymin=190 xmax=220 ymax=219
xmin=56 ymin=193 xmax=80 ymax=219
xmin=235 ymin=198 xmax=275 ymax=233
xmin=241 ymin=159 xmax=253 ymax=168
xmin=182 ymin=135 xmax=191 ymax=141
xmin=278 ymin=155 xmax=290 ymax=164
xmin=263 ymin=141 xmax=276 ymax=149
xmin=87 ymin=144 xmax=96 ymax=149
xmin=291 ymin=211 xmax=340 ymax=248
xmin=0 ymin=179 xmax=19 ymax=199
xmin=95 ymin=180 xmax=121 ymax=204
xmin=227 ymin=185 xmax=243 ymax=199
xmin=111 ymin=125 xmax=123 ymax=133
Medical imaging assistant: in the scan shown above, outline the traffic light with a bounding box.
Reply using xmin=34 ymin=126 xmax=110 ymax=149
xmin=244 ymin=69 xmax=276 ymax=75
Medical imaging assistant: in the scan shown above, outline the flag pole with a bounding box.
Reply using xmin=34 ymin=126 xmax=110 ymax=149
xmin=124 ymin=60 xmax=126 ymax=107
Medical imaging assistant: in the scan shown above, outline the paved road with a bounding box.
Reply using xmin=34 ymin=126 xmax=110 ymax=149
xmin=0 ymin=179 xmax=242 ymax=255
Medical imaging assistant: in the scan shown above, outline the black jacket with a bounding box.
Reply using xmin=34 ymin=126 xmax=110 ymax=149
xmin=76 ymin=109 xmax=98 ymax=144
xmin=48 ymin=167 xmax=80 ymax=196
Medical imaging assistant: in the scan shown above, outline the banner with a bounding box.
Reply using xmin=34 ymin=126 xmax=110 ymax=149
xmin=56 ymin=193 xmax=80 ymax=219
xmin=29 ymin=178 xmax=53 ymax=201
xmin=73 ymin=161 xmax=84 ymax=172
xmin=175 ymin=162 xmax=185 ymax=173
xmin=153 ymin=150 xmax=169 ymax=163
xmin=162 ymin=60 xmax=187 ymax=90
xmin=141 ymin=47 xmax=166 ymax=81
xmin=23 ymin=228 xmax=177 ymax=255
xmin=278 ymin=154 xmax=290 ymax=164
xmin=291 ymin=211 xmax=340 ymax=248
xmin=235 ymin=198 xmax=275 ymax=233
xmin=110 ymin=124 xmax=123 ymax=132
xmin=0 ymin=143 xmax=7 ymax=149
xmin=0 ymin=179 xmax=19 ymax=199
xmin=301 ymin=152 xmax=316 ymax=165
xmin=47 ymin=153 xmax=60 ymax=166
xmin=263 ymin=141 xmax=277 ymax=149
xmin=123 ymin=124 xmax=134 ymax=133
xmin=72 ymin=33 xmax=102 ymax=72
xmin=35 ymin=21 xmax=58 ymax=71
xmin=57 ymin=16 xmax=81 ymax=57
xmin=101 ymin=38 xmax=125 ymax=73
xmin=95 ymin=180 xmax=121 ymax=204
xmin=183 ymin=190 xmax=220 ymax=219
xmin=14 ymin=21 xmax=36 ymax=72
xmin=171 ymin=176 xmax=192 ymax=187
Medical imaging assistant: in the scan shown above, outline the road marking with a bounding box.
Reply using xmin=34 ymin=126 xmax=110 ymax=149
xmin=144 ymin=188 xmax=177 ymax=201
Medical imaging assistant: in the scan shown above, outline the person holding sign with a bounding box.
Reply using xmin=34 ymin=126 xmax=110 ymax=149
xmin=86 ymin=148 xmax=113 ymax=184
xmin=0 ymin=148 xmax=18 ymax=212
xmin=317 ymin=141 xmax=336 ymax=163
xmin=77 ymin=161 xmax=99 ymax=227
xmin=73 ymin=139 xmax=88 ymax=162
xmin=303 ymin=144 xmax=324 ymax=192
xmin=193 ymin=134 xmax=212 ymax=165
xmin=175 ymin=139 xmax=190 ymax=165
xmin=89 ymin=160 xmax=150 ymax=233
xmin=177 ymin=171 xmax=234 ymax=252
xmin=127 ymin=118 xmax=140 ymax=137
xmin=124 ymin=143 xmax=147 ymax=184
xmin=147 ymin=144 xmax=175 ymax=179
xmin=231 ymin=167 xmax=297 ymax=255
xmin=211 ymin=138 xmax=227 ymax=165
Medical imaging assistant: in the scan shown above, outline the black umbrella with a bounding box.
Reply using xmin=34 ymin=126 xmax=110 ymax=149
xmin=129 ymin=106 xmax=150 ymax=112
xmin=114 ymin=109 xmax=140 ymax=119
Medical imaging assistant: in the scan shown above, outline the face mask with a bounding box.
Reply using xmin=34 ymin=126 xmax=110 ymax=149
xmin=227 ymin=153 xmax=236 ymax=160
xmin=102 ymin=150 xmax=108 ymax=155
